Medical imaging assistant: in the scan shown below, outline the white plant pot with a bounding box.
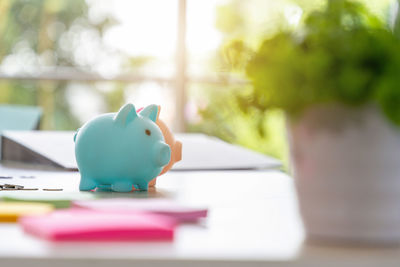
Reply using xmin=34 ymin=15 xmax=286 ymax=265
xmin=288 ymin=104 xmax=400 ymax=244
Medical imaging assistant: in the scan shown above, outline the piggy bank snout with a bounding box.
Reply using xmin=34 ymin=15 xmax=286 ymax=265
xmin=153 ymin=142 xmax=171 ymax=167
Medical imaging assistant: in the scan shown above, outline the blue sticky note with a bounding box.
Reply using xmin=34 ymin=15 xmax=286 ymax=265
xmin=0 ymin=105 xmax=42 ymax=131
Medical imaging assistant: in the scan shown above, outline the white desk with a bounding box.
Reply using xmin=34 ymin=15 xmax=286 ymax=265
xmin=0 ymin=164 xmax=399 ymax=267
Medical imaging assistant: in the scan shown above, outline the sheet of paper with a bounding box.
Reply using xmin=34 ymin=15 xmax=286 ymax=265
xmin=73 ymin=198 xmax=207 ymax=222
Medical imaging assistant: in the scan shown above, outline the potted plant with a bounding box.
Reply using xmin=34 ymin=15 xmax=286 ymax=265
xmin=240 ymin=0 xmax=400 ymax=244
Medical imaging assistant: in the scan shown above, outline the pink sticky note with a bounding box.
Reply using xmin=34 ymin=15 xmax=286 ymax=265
xmin=20 ymin=209 xmax=176 ymax=241
xmin=73 ymin=198 xmax=208 ymax=222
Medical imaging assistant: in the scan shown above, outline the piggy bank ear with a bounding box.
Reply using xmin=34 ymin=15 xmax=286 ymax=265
xmin=157 ymin=105 xmax=161 ymax=121
xmin=139 ymin=104 xmax=158 ymax=122
xmin=114 ymin=103 xmax=138 ymax=126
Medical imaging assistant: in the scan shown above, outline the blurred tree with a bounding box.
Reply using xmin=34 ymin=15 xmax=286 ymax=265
xmin=0 ymin=0 xmax=120 ymax=130
xmin=190 ymin=0 xmax=395 ymax=166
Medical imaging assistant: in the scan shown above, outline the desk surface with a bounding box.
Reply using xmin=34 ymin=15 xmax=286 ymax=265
xmin=0 ymin=164 xmax=400 ymax=267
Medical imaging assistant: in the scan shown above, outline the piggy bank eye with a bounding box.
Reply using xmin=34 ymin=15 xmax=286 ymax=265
xmin=145 ymin=129 xmax=151 ymax=136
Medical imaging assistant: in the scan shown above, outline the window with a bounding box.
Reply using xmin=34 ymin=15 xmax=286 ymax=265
xmin=0 ymin=0 xmax=245 ymax=132
xmin=0 ymin=0 xmax=394 ymax=162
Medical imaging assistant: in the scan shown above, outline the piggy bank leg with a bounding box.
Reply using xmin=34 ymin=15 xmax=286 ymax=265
xmin=148 ymin=178 xmax=157 ymax=187
xmin=97 ymin=184 xmax=112 ymax=192
xmin=111 ymin=181 xmax=133 ymax=192
xmin=136 ymin=181 xmax=149 ymax=191
xmin=79 ymin=176 xmax=98 ymax=191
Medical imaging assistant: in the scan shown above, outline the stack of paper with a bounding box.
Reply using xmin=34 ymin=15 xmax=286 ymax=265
xmin=20 ymin=209 xmax=176 ymax=241
xmin=8 ymin=194 xmax=207 ymax=241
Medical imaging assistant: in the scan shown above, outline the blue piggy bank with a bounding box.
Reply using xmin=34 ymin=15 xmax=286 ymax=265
xmin=74 ymin=103 xmax=171 ymax=192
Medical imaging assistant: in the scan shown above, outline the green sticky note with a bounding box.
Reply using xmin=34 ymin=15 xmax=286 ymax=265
xmin=0 ymin=192 xmax=97 ymax=209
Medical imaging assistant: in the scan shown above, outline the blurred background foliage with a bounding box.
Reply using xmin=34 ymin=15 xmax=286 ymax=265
xmin=190 ymin=0 xmax=395 ymax=166
xmin=243 ymin=0 xmax=400 ymax=121
xmin=0 ymin=0 xmax=396 ymax=165
xmin=0 ymin=0 xmax=120 ymax=129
